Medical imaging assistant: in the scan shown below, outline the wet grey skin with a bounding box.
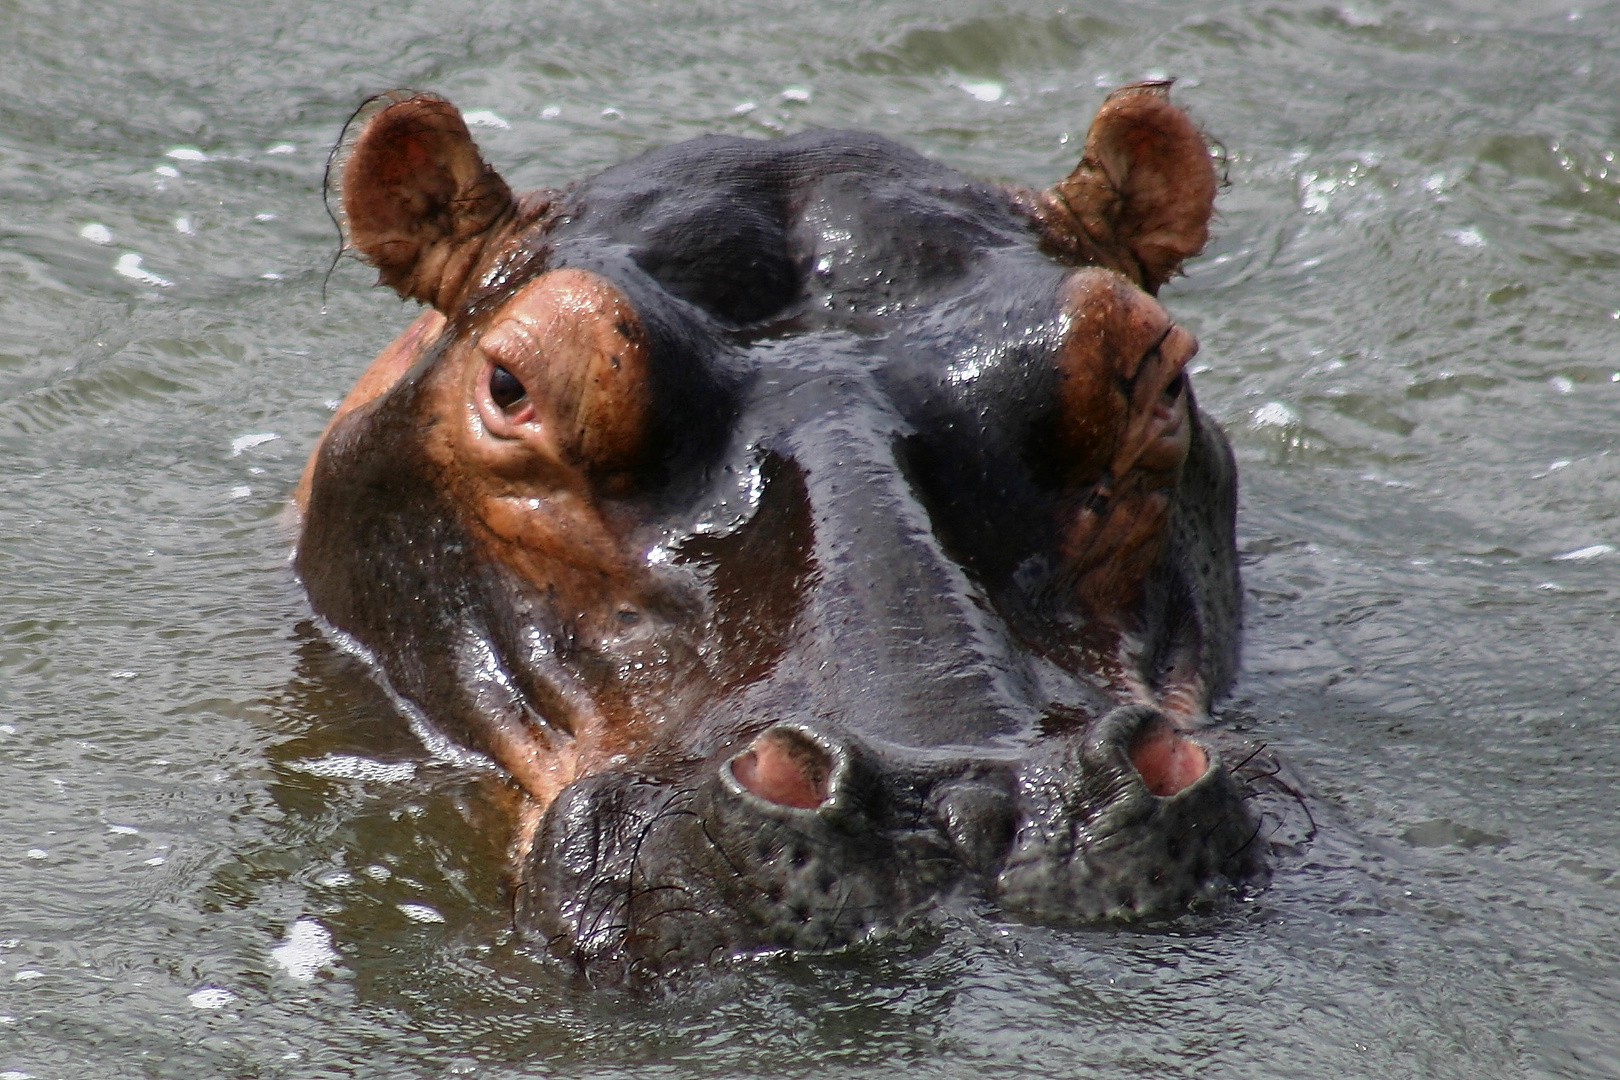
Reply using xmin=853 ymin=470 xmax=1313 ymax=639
xmin=299 ymin=93 xmax=1292 ymax=984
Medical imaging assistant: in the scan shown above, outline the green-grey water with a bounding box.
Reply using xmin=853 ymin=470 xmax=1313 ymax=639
xmin=2 ymin=1 xmax=1617 ymax=1076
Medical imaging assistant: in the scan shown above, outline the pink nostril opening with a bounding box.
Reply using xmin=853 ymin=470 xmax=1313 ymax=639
xmin=730 ymin=728 xmax=831 ymax=809
xmin=1128 ymin=724 xmax=1208 ymax=796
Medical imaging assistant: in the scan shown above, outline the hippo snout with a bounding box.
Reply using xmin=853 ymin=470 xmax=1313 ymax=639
xmin=519 ymin=708 xmax=1263 ymax=980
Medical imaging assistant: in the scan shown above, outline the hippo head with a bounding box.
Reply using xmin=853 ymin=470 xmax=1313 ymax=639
xmin=296 ymin=84 xmax=1278 ymax=983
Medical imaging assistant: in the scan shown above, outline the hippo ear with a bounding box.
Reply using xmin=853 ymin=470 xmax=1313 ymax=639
xmin=338 ymin=93 xmax=517 ymax=311
xmin=1024 ymin=81 xmax=1217 ymax=295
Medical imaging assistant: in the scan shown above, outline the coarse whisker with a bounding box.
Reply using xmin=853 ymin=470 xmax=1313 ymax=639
xmin=1238 ymin=760 xmax=1284 ymax=786
xmin=617 ymin=786 xmax=709 ymax=945
xmin=695 ymin=818 xmax=775 ymax=899
xmin=576 ymin=920 xmax=631 ymax=956
xmin=577 ymin=866 xmax=637 ymax=944
xmin=1226 ymin=742 xmax=1269 ymax=776
xmin=1224 ymin=817 xmax=1267 ymax=862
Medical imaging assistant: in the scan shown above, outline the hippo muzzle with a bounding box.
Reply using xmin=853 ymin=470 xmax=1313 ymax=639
xmin=522 ymin=706 xmax=1264 ymax=980
xmin=295 ymin=83 xmax=1286 ymax=982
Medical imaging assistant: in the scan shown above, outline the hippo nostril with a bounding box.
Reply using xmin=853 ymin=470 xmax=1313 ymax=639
xmin=1161 ymin=371 xmax=1186 ymax=408
xmin=1128 ymin=718 xmax=1208 ymax=797
xmin=728 ymin=726 xmax=832 ymax=809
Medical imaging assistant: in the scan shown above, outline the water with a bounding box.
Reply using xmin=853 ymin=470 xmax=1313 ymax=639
xmin=2 ymin=0 xmax=1618 ymax=1076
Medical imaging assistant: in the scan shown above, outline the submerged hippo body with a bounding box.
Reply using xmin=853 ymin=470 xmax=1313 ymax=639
xmin=297 ymin=84 xmax=1287 ymax=981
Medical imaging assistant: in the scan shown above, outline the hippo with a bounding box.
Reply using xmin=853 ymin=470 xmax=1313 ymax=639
xmin=294 ymin=82 xmax=1292 ymax=983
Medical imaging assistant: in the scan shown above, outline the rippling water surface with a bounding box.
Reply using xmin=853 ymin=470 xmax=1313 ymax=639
xmin=3 ymin=1 xmax=1618 ymax=1076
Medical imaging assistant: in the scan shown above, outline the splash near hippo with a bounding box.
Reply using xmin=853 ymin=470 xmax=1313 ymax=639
xmin=295 ymin=83 xmax=1298 ymax=982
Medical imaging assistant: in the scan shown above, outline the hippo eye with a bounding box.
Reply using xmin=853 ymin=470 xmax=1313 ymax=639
xmin=489 ymin=365 xmax=528 ymax=410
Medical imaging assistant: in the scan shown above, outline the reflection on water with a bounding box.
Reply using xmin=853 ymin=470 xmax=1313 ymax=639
xmin=2 ymin=1 xmax=1618 ymax=1077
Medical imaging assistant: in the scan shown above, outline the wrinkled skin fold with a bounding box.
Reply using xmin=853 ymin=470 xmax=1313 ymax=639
xmin=295 ymin=83 xmax=1300 ymax=984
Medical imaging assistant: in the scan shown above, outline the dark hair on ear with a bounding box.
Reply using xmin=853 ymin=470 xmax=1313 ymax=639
xmin=321 ymin=90 xmax=423 ymax=310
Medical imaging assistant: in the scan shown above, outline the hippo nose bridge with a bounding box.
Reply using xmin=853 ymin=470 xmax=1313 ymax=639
xmin=761 ymin=408 xmax=1029 ymax=746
